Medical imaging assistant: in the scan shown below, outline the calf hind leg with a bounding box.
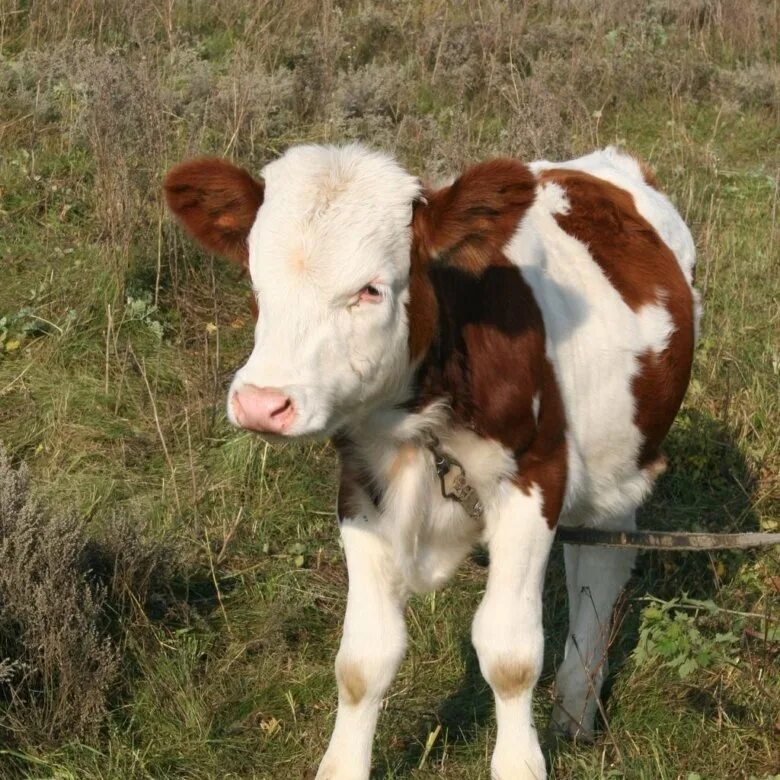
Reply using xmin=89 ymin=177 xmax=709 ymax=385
xmin=551 ymin=511 xmax=637 ymax=740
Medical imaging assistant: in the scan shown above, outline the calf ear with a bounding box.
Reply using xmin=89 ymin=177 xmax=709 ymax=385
xmin=163 ymin=158 xmax=264 ymax=267
xmin=412 ymin=159 xmax=535 ymax=270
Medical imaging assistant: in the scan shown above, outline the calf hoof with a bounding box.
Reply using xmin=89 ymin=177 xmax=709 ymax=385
xmin=548 ymin=702 xmax=595 ymax=743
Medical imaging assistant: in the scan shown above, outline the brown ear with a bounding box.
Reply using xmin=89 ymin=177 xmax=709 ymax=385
xmin=163 ymin=157 xmax=264 ymax=267
xmin=412 ymin=159 xmax=536 ymax=272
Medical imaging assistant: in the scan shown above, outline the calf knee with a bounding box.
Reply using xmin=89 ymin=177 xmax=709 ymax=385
xmin=485 ymin=657 xmax=538 ymax=700
xmin=335 ymin=635 xmax=405 ymax=707
xmin=335 ymin=658 xmax=368 ymax=706
xmin=473 ymin=626 xmax=542 ymax=701
xmin=472 ymin=603 xmax=544 ymax=700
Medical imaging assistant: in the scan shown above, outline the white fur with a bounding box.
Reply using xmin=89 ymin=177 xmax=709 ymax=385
xmin=346 ymin=408 xmax=516 ymax=593
xmin=220 ymin=143 xmax=697 ymax=778
xmin=551 ymin=513 xmax=637 ymax=740
xmin=531 ymin=392 xmax=541 ymax=424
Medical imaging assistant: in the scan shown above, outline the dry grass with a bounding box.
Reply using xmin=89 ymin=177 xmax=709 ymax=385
xmin=0 ymin=1 xmax=778 ymax=777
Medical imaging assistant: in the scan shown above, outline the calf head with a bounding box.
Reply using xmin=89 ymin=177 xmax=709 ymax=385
xmin=165 ymin=145 xmax=422 ymax=438
xmin=165 ymin=144 xmax=536 ymax=440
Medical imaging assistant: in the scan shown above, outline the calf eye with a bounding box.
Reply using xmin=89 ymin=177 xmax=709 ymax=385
xmin=358 ymin=284 xmax=382 ymax=303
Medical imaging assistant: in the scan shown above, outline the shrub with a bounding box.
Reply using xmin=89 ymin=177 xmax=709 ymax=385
xmin=0 ymin=446 xmax=175 ymax=747
xmin=0 ymin=445 xmax=118 ymax=745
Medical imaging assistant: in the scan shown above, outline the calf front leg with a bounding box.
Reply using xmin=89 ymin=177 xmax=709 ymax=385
xmin=316 ymin=513 xmax=407 ymax=780
xmin=472 ymin=484 xmax=556 ymax=780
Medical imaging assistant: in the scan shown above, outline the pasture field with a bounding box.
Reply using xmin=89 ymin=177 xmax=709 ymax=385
xmin=0 ymin=1 xmax=778 ymax=778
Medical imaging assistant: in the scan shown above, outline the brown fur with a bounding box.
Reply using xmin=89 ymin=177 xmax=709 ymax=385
xmin=335 ymin=659 xmax=367 ymax=706
xmin=488 ymin=660 xmax=536 ymax=699
xmin=336 ymin=466 xmax=361 ymax=523
xmin=413 ymin=159 xmax=537 ymax=269
xmin=333 ymin=434 xmax=381 ymax=522
xmin=163 ymin=157 xmax=264 ymax=267
xmin=410 ymin=160 xmax=567 ymax=527
xmin=539 ymin=168 xmax=694 ymax=468
xmin=408 ymin=160 xmax=537 ymax=363
xmin=513 ymin=358 xmax=568 ymax=525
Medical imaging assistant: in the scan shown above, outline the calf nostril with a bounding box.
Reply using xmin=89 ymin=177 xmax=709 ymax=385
xmin=271 ymin=398 xmax=293 ymax=418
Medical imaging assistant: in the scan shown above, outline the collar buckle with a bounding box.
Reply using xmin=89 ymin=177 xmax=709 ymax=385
xmin=424 ymin=434 xmax=484 ymax=520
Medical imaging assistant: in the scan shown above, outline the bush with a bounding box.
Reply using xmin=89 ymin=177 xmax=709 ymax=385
xmin=0 ymin=445 xmax=175 ymax=747
xmin=0 ymin=446 xmax=117 ymax=744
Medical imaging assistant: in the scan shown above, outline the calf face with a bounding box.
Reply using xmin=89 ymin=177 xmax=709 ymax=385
xmin=165 ymin=145 xmax=421 ymax=438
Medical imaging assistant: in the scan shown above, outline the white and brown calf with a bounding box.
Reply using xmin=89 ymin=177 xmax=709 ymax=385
xmin=165 ymin=144 xmax=698 ymax=780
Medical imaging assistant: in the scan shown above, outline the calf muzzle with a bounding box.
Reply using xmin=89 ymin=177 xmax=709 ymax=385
xmin=231 ymin=385 xmax=296 ymax=434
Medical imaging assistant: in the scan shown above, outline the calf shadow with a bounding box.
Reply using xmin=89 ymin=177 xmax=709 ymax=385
xmin=373 ymin=408 xmax=761 ymax=775
xmin=372 ymin=635 xmax=494 ymax=777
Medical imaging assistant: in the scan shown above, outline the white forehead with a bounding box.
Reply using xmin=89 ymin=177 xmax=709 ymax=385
xmin=249 ymin=144 xmax=421 ymax=290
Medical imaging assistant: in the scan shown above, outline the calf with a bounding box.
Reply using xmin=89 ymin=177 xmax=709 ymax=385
xmin=165 ymin=144 xmax=698 ymax=779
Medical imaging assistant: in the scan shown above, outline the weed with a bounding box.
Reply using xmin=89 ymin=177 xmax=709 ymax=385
xmin=124 ymin=292 xmax=166 ymax=342
xmin=633 ymin=596 xmax=742 ymax=679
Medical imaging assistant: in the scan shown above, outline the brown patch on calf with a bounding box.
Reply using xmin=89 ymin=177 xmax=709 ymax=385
xmin=163 ymin=157 xmax=264 ymax=268
xmin=488 ymin=660 xmax=536 ymax=700
xmin=335 ymin=659 xmax=367 ymax=706
xmin=336 ymin=467 xmax=361 ymax=523
xmin=514 ymin=357 xmax=568 ymax=526
xmin=538 ymin=168 xmax=679 ymax=311
xmin=539 ymin=168 xmax=694 ymax=468
xmin=332 ymin=434 xmax=381 ymax=521
xmin=410 ymin=160 xmax=567 ymax=528
xmin=633 ymin=345 xmax=692 ymax=467
xmin=248 ymin=294 xmax=259 ymax=321
xmin=408 ymin=160 xmax=536 ymax=362
xmin=407 ymin=259 xmax=439 ymax=364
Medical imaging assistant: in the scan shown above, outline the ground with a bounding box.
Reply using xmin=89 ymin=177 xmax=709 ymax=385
xmin=0 ymin=2 xmax=778 ymax=778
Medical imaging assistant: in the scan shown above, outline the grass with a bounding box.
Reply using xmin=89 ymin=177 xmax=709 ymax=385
xmin=0 ymin=1 xmax=778 ymax=777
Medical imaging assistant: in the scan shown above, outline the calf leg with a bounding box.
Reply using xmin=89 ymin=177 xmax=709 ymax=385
xmin=551 ymin=511 xmax=637 ymax=740
xmin=472 ymin=485 xmax=556 ymax=780
xmin=316 ymin=514 xmax=407 ymax=780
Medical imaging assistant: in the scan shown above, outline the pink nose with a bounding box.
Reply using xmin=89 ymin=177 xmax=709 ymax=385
xmin=231 ymin=385 xmax=296 ymax=434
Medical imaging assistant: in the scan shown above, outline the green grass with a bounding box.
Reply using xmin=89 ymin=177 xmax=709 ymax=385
xmin=0 ymin=1 xmax=778 ymax=778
